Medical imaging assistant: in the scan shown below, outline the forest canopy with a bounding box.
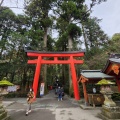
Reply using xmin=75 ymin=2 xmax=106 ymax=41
xmin=0 ymin=0 xmax=119 ymax=94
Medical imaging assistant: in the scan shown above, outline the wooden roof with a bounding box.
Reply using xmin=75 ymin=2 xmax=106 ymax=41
xmin=79 ymin=70 xmax=115 ymax=83
xmin=102 ymin=54 xmax=120 ymax=76
xmin=80 ymin=70 xmax=114 ymax=79
xmin=25 ymin=50 xmax=85 ymax=54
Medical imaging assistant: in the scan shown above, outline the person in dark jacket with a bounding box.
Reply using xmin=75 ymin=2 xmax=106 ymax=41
xmin=57 ymin=86 xmax=63 ymax=101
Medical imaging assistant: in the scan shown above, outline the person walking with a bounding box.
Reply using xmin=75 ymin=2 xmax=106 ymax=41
xmin=26 ymin=88 xmax=35 ymax=116
xmin=57 ymin=86 xmax=63 ymax=101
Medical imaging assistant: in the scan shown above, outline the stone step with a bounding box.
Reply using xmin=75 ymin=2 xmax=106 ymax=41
xmin=98 ymin=113 xmax=120 ymax=120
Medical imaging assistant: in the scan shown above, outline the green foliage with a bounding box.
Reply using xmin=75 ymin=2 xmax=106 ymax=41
xmin=0 ymin=7 xmax=15 ymax=20
xmin=67 ymin=23 xmax=81 ymax=38
xmin=0 ymin=0 xmax=112 ymax=97
xmin=85 ymin=51 xmax=108 ymax=70
xmin=84 ymin=32 xmax=120 ymax=70
xmin=25 ymin=0 xmax=56 ymax=52
xmin=80 ymin=63 xmax=89 ymax=70
xmin=112 ymin=93 xmax=120 ymax=101
xmin=0 ymin=7 xmax=16 ymax=57
xmin=55 ymin=0 xmax=89 ymax=53
xmin=4 ymin=91 xmax=28 ymax=98
xmin=55 ymin=33 xmax=68 ymax=51
xmin=61 ymin=1 xmax=78 ymax=20
xmin=47 ymin=35 xmax=55 ymax=51
xmin=107 ymin=33 xmax=120 ymax=53
xmin=112 ymin=33 xmax=120 ymax=41
xmin=41 ymin=18 xmax=53 ymax=28
xmin=82 ymin=17 xmax=109 ymax=50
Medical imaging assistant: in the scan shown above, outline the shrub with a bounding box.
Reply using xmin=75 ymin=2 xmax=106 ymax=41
xmin=4 ymin=91 xmax=28 ymax=98
xmin=112 ymin=93 xmax=120 ymax=101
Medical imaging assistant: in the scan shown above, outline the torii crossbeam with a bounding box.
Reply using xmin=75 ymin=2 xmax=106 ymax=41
xmin=26 ymin=50 xmax=85 ymax=100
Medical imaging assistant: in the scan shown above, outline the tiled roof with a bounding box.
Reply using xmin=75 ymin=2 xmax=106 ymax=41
xmin=25 ymin=50 xmax=85 ymax=54
xmin=109 ymin=58 xmax=120 ymax=64
xmin=102 ymin=58 xmax=120 ymax=73
xmin=80 ymin=70 xmax=114 ymax=79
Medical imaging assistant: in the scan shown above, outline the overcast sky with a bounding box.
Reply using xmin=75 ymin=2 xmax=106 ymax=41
xmin=2 ymin=0 xmax=120 ymax=38
xmin=90 ymin=0 xmax=120 ymax=37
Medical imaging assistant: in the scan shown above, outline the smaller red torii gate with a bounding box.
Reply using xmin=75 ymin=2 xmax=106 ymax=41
xmin=26 ymin=50 xmax=85 ymax=100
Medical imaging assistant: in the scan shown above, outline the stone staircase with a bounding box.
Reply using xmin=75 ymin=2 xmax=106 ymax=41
xmin=0 ymin=104 xmax=10 ymax=120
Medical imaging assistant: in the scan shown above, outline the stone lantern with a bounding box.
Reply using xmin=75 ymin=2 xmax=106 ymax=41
xmin=96 ymin=79 xmax=120 ymax=119
xmin=0 ymin=77 xmax=14 ymax=120
xmin=96 ymin=79 xmax=116 ymax=107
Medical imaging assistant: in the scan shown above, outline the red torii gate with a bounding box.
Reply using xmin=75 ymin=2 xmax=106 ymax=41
xmin=26 ymin=50 xmax=85 ymax=100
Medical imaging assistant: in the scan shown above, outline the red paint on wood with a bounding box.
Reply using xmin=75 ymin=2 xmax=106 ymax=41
xmin=26 ymin=51 xmax=85 ymax=100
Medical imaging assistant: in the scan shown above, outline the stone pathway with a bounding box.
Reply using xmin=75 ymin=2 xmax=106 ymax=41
xmin=2 ymin=90 xmax=102 ymax=120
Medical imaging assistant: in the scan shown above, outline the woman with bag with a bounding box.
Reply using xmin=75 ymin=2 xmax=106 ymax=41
xmin=26 ymin=88 xmax=35 ymax=116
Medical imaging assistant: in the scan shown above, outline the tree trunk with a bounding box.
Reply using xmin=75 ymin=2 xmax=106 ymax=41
xmin=43 ymin=27 xmax=48 ymax=93
xmin=68 ymin=35 xmax=73 ymax=97
xmin=82 ymin=25 xmax=88 ymax=51
xmin=43 ymin=27 xmax=48 ymax=51
xmin=68 ymin=35 xmax=73 ymax=50
xmin=11 ymin=71 xmax=15 ymax=83
xmin=22 ymin=69 xmax=27 ymax=91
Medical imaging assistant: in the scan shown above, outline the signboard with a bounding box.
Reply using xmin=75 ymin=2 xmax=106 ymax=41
xmin=40 ymin=83 xmax=45 ymax=96
xmin=7 ymin=85 xmax=17 ymax=92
